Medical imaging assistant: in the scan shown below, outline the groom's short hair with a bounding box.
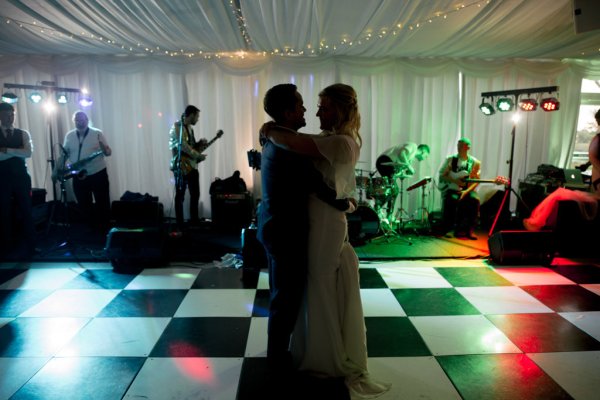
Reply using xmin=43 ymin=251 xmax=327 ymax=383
xmin=264 ymin=84 xmax=298 ymax=124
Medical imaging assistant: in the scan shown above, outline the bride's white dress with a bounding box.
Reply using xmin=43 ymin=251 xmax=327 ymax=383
xmin=290 ymin=133 xmax=390 ymax=399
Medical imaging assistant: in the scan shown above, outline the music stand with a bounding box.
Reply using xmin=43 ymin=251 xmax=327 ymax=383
xmin=43 ymin=156 xmax=76 ymax=256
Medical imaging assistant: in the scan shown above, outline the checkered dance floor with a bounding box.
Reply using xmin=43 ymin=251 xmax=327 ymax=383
xmin=1 ymin=258 xmax=599 ymax=399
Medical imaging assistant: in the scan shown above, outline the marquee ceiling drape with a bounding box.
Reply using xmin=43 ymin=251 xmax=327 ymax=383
xmin=1 ymin=0 xmax=600 ymax=219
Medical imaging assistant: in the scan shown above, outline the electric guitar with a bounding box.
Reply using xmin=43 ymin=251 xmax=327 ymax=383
xmin=465 ymin=176 xmax=510 ymax=186
xmin=171 ymin=129 xmax=224 ymax=175
xmin=440 ymin=171 xmax=509 ymax=192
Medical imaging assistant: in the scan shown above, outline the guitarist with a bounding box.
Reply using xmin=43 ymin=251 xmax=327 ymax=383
xmin=438 ymin=137 xmax=481 ymax=239
xmin=55 ymin=110 xmax=112 ymax=232
xmin=169 ymin=105 xmax=208 ymax=231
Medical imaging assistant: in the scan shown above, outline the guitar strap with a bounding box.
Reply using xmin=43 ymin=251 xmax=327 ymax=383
xmin=450 ymin=156 xmax=473 ymax=173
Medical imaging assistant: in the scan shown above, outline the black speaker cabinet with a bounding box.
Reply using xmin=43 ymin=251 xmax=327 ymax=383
xmin=211 ymin=193 xmax=253 ymax=231
xmin=105 ymin=227 xmax=165 ymax=270
xmin=488 ymin=230 xmax=556 ymax=265
xmin=111 ymin=201 xmax=164 ymax=228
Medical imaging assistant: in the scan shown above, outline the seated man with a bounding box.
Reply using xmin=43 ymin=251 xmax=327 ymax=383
xmin=438 ymin=137 xmax=481 ymax=239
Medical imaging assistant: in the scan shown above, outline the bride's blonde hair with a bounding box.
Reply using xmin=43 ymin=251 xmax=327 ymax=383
xmin=319 ymin=83 xmax=362 ymax=147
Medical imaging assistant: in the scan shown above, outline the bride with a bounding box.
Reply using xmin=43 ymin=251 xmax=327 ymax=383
xmin=262 ymin=83 xmax=390 ymax=398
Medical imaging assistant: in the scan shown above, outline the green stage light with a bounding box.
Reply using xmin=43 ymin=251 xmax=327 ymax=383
xmin=496 ymin=97 xmax=514 ymax=112
xmin=29 ymin=92 xmax=43 ymax=103
xmin=1 ymin=92 xmax=18 ymax=104
xmin=479 ymin=99 xmax=495 ymax=115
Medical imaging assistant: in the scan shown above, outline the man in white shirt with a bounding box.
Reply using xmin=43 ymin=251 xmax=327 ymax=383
xmin=54 ymin=110 xmax=112 ymax=231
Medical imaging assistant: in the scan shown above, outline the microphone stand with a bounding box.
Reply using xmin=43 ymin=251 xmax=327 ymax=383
xmin=488 ymin=123 xmax=529 ymax=236
xmin=175 ymin=115 xmax=185 ymax=191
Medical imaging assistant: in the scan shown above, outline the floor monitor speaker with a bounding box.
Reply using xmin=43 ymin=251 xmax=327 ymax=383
xmin=488 ymin=230 xmax=556 ymax=265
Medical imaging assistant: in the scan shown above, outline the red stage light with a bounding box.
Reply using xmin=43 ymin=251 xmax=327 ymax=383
xmin=518 ymin=99 xmax=537 ymax=111
xmin=540 ymin=97 xmax=559 ymax=112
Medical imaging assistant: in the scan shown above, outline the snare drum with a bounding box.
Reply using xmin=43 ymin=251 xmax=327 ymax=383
xmin=355 ymin=176 xmax=371 ymax=190
xmin=367 ymin=176 xmax=389 ymax=199
xmin=347 ymin=205 xmax=380 ymax=243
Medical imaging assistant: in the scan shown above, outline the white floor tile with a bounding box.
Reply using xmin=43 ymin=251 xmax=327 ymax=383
xmin=123 ymin=357 xmax=243 ymax=400
xmin=20 ymin=289 xmax=120 ymax=317
xmin=457 ymin=286 xmax=554 ymax=314
xmin=124 ymin=267 xmax=199 ymax=290
xmin=377 ymin=266 xmax=453 ymax=289
xmin=244 ymin=317 xmax=268 ymax=357
xmin=360 ymin=289 xmax=406 ymax=316
xmin=174 ymin=289 xmax=256 ymax=317
xmin=367 ymin=356 xmax=462 ymax=399
xmin=256 ymin=270 xmax=269 ymax=290
xmin=528 ymin=351 xmax=600 ymax=400
xmin=559 ymin=311 xmax=600 ymax=342
xmin=0 ymin=357 xmax=50 ymax=399
xmin=494 ymin=267 xmax=575 ymax=286
xmin=58 ymin=317 xmax=171 ymax=357
xmin=0 ymin=267 xmax=84 ymax=290
xmin=409 ymin=315 xmax=521 ymax=356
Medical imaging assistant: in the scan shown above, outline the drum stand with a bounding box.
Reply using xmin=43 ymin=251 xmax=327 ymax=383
xmin=416 ymin=184 xmax=431 ymax=232
xmin=393 ymin=175 xmax=410 ymax=230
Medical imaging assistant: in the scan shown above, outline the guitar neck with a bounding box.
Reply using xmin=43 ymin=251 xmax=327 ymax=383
xmin=197 ymin=130 xmax=223 ymax=152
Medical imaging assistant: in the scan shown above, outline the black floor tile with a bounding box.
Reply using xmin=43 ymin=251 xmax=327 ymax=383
xmin=437 ymin=354 xmax=573 ymax=400
xmin=150 ymin=317 xmax=251 ymax=357
xmin=436 ymin=266 xmax=513 ymax=287
xmin=0 ymin=268 xmax=25 ymax=285
xmin=520 ymin=284 xmax=600 ymax=312
xmin=486 ymin=313 xmax=600 ymax=353
xmin=365 ymin=316 xmax=431 ymax=357
xmin=98 ymin=289 xmax=188 ymax=317
xmin=359 ymin=267 xmax=388 ymax=288
xmin=192 ymin=266 xmax=256 ymax=289
xmin=252 ymin=289 xmax=270 ymax=317
xmin=551 ymin=264 xmax=600 ymax=284
xmin=392 ymin=288 xmax=480 ymax=316
xmin=0 ymin=290 xmax=52 ymax=317
xmin=62 ymin=268 xmax=138 ymax=289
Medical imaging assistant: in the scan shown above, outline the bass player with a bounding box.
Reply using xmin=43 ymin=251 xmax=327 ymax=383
xmin=170 ymin=105 xmax=223 ymax=232
xmin=54 ymin=110 xmax=112 ymax=232
xmin=438 ymin=137 xmax=481 ymax=239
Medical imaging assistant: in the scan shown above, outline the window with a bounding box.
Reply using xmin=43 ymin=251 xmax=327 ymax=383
xmin=572 ymin=79 xmax=600 ymax=169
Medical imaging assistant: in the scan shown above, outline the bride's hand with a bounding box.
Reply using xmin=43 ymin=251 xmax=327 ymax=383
xmin=259 ymin=121 xmax=277 ymax=140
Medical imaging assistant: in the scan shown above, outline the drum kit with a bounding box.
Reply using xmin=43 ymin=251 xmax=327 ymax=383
xmin=348 ymin=151 xmax=432 ymax=244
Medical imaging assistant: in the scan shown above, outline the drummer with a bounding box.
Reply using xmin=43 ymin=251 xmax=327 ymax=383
xmin=393 ymin=142 xmax=430 ymax=177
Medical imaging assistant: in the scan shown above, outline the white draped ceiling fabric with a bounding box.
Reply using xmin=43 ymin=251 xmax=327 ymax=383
xmin=1 ymin=0 xmax=600 ymax=218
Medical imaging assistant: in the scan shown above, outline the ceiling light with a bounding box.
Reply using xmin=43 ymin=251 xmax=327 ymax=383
xmin=496 ymin=97 xmax=514 ymax=112
xmin=29 ymin=92 xmax=43 ymax=103
xmin=479 ymin=99 xmax=495 ymax=115
xmin=518 ymin=98 xmax=537 ymax=111
xmin=540 ymin=97 xmax=559 ymax=112
xmin=1 ymin=92 xmax=19 ymax=104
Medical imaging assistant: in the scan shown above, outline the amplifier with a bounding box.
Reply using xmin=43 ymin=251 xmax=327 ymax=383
xmin=211 ymin=192 xmax=253 ymax=231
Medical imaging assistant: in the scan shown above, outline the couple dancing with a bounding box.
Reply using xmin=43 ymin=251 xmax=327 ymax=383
xmin=258 ymin=83 xmax=390 ymax=398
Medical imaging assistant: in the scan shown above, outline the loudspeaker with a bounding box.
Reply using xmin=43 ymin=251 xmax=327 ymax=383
xmin=573 ymin=0 xmax=600 ymax=34
xmin=488 ymin=230 xmax=556 ymax=265
xmin=105 ymin=227 xmax=165 ymax=271
xmin=211 ymin=193 xmax=253 ymax=231
xmin=111 ymin=201 xmax=164 ymax=228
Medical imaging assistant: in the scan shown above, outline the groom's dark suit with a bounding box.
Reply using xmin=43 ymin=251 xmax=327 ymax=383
xmin=258 ymin=135 xmax=348 ymax=364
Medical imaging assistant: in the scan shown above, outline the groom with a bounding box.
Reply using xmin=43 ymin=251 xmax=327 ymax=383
xmin=258 ymin=84 xmax=349 ymax=372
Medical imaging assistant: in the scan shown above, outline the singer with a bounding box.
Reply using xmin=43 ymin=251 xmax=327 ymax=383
xmin=169 ymin=105 xmax=208 ymax=234
xmin=54 ymin=110 xmax=112 ymax=232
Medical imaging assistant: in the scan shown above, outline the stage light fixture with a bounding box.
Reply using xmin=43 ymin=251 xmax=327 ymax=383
xmin=496 ymin=97 xmax=514 ymax=112
xmin=1 ymin=92 xmax=18 ymax=104
xmin=479 ymin=99 xmax=495 ymax=115
xmin=29 ymin=92 xmax=43 ymax=104
xmin=540 ymin=97 xmax=559 ymax=112
xmin=78 ymin=96 xmax=93 ymax=107
xmin=518 ymin=98 xmax=537 ymax=111
xmin=56 ymin=93 xmax=68 ymax=104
